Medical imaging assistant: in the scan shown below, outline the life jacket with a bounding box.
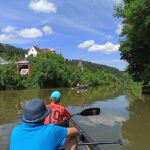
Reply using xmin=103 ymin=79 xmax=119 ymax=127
xmin=44 ymin=103 xmax=71 ymax=124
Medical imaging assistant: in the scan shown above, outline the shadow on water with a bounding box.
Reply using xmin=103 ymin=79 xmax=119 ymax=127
xmin=0 ymin=85 xmax=150 ymax=150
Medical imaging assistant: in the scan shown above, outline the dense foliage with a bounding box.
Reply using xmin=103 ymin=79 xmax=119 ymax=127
xmin=123 ymin=72 xmax=142 ymax=96
xmin=0 ymin=64 xmax=23 ymax=90
xmin=68 ymin=60 xmax=123 ymax=80
xmin=0 ymin=52 xmax=121 ymax=90
xmin=0 ymin=43 xmax=25 ymax=61
xmin=114 ymin=0 xmax=150 ymax=92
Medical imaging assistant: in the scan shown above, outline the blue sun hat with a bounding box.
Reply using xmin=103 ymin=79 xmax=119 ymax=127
xmin=50 ymin=91 xmax=62 ymax=101
xmin=22 ymin=98 xmax=50 ymax=123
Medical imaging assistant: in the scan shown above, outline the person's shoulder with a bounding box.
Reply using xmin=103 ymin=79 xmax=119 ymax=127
xmin=45 ymin=124 xmax=68 ymax=132
xmin=43 ymin=124 xmax=53 ymax=128
xmin=43 ymin=124 xmax=60 ymax=128
xmin=52 ymin=103 xmax=65 ymax=109
xmin=46 ymin=103 xmax=51 ymax=107
xmin=11 ymin=124 xmax=23 ymax=133
xmin=53 ymin=124 xmax=68 ymax=134
xmin=40 ymin=124 xmax=55 ymax=132
xmin=58 ymin=104 xmax=65 ymax=109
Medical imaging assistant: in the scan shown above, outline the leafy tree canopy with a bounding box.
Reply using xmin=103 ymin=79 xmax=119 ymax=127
xmin=0 ymin=43 xmax=25 ymax=61
xmin=0 ymin=44 xmax=122 ymax=90
xmin=114 ymin=0 xmax=150 ymax=88
xmin=68 ymin=59 xmax=123 ymax=80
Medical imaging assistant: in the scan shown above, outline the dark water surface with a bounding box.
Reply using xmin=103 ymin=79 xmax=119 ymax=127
xmin=0 ymin=86 xmax=150 ymax=150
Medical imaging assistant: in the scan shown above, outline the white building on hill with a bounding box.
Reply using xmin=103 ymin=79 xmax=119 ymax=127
xmin=25 ymin=46 xmax=56 ymax=58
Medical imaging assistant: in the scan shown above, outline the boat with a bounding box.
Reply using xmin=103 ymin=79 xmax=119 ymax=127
xmin=55 ymin=121 xmax=100 ymax=149
xmin=55 ymin=108 xmax=101 ymax=150
xmin=56 ymin=108 xmax=121 ymax=150
xmin=70 ymin=119 xmax=101 ymax=150
xmin=76 ymin=84 xmax=88 ymax=90
xmin=58 ymin=119 xmax=121 ymax=150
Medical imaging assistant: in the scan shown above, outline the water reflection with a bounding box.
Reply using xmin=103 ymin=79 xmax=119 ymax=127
xmin=122 ymin=95 xmax=150 ymax=150
xmin=72 ymin=95 xmax=129 ymax=150
xmin=76 ymin=96 xmax=129 ymax=127
xmin=0 ymin=85 xmax=122 ymax=124
xmin=0 ymin=86 xmax=150 ymax=150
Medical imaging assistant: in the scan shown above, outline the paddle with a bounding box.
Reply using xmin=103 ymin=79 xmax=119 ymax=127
xmin=71 ymin=107 xmax=100 ymax=117
xmin=78 ymin=139 xmax=123 ymax=146
xmin=55 ymin=107 xmax=100 ymax=127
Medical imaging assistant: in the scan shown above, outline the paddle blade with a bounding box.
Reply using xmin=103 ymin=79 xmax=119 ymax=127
xmin=79 ymin=108 xmax=100 ymax=116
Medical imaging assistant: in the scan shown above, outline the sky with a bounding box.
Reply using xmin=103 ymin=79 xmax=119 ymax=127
xmin=0 ymin=0 xmax=127 ymax=70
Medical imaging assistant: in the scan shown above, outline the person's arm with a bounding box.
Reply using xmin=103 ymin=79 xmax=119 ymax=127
xmin=67 ymin=127 xmax=78 ymax=137
xmin=64 ymin=108 xmax=72 ymax=119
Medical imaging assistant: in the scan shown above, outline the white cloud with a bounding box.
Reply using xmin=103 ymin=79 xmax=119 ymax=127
xmin=78 ymin=40 xmax=95 ymax=48
xmin=2 ymin=26 xmax=16 ymax=33
xmin=88 ymin=42 xmax=119 ymax=54
xmin=42 ymin=26 xmax=53 ymax=34
xmin=18 ymin=28 xmax=43 ymax=38
xmin=0 ymin=34 xmax=13 ymax=42
xmin=29 ymin=0 xmax=57 ymax=13
xmin=0 ymin=25 xmax=52 ymax=41
xmin=116 ymin=23 xmax=123 ymax=34
xmin=78 ymin=40 xmax=119 ymax=54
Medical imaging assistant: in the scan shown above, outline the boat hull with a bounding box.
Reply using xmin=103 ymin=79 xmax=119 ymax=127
xmin=55 ymin=120 xmax=100 ymax=150
xmin=70 ymin=119 xmax=100 ymax=150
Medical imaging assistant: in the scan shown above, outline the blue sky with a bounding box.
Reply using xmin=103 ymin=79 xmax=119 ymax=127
xmin=0 ymin=0 xmax=127 ymax=70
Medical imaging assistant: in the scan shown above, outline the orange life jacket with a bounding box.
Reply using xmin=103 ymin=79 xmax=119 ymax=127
xmin=44 ymin=103 xmax=71 ymax=124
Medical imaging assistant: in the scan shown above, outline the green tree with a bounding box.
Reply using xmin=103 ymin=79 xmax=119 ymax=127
xmin=0 ymin=52 xmax=121 ymax=90
xmin=0 ymin=43 xmax=25 ymax=61
xmin=114 ymin=0 xmax=150 ymax=91
xmin=0 ymin=64 xmax=24 ymax=90
xmin=28 ymin=53 xmax=81 ymax=88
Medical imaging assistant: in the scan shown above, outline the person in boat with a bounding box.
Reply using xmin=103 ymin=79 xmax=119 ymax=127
xmin=9 ymin=98 xmax=78 ymax=150
xmin=76 ymin=83 xmax=88 ymax=90
xmin=44 ymin=90 xmax=72 ymax=124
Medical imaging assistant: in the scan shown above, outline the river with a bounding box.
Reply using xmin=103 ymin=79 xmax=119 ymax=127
xmin=0 ymin=86 xmax=150 ymax=150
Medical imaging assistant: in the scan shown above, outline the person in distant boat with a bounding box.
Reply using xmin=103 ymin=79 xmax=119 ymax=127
xmin=9 ymin=98 xmax=78 ymax=150
xmin=76 ymin=83 xmax=80 ymax=87
xmin=44 ymin=90 xmax=72 ymax=124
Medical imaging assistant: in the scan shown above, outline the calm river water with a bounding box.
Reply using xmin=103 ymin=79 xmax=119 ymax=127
xmin=0 ymin=86 xmax=150 ymax=150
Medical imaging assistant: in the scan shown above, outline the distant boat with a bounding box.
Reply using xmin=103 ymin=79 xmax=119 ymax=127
xmin=76 ymin=83 xmax=88 ymax=90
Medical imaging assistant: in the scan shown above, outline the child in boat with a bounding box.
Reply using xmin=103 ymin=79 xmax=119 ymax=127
xmin=44 ymin=90 xmax=72 ymax=124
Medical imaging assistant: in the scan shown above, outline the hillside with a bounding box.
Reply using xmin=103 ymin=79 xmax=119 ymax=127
xmin=0 ymin=43 xmax=123 ymax=79
xmin=0 ymin=44 xmax=122 ymax=90
xmin=0 ymin=43 xmax=25 ymax=61
xmin=0 ymin=43 xmax=123 ymax=77
xmin=68 ymin=59 xmax=123 ymax=79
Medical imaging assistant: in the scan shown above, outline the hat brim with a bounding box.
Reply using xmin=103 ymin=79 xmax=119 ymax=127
xmin=22 ymin=106 xmax=51 ymax=123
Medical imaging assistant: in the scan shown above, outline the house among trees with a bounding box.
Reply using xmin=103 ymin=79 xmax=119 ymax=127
xmin=49 ymin=48 xmax=55 ymax=54
xmin=16 ymin=59 xmax=33 ymax=75
xmin=0 ymin=56 xmax=9 ymax=64
xmin=25 ymin=45 xmax=56 ymax=58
